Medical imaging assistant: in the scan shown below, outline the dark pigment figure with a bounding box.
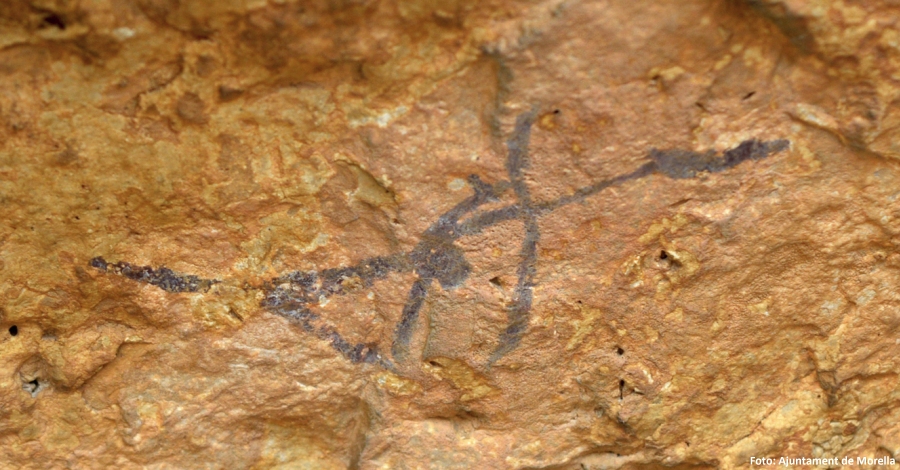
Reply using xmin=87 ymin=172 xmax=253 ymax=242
xmin=91 ymin=110 xmax=789 ymax=371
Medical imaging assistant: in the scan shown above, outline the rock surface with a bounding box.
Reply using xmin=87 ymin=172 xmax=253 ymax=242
xmin=2 ymin=0 xmax=900 ymax=468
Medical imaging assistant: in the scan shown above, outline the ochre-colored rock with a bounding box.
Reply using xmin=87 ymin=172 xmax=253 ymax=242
xmin=2 ymin=0 xmax=900 ymax=468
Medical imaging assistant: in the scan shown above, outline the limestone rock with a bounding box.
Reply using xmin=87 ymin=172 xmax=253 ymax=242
xmin=1 ymin=0 xmax=900 ymax=468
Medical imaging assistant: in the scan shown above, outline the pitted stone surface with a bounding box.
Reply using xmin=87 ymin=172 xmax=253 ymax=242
xmin=1 ymin=0 xmax=900 ymax=468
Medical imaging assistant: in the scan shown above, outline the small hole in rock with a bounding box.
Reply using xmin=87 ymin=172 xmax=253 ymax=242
xmin=660 ymin=251 xmax=668 ymax=260
xmin=743 ymin=91 xmax=756 ymax=100
xmin=9 ymin=325 xmax=17 ymax=336
xmin=23 ymin=378 xmax=42 ymax=396
xmin=489 ymin=277 xmax=502 ymax=287
xmin=428 ymin=360 xmax=440 ymax=367
xmin=616 ymin=346 xmax=624 ymax=355
xmin=42 ymin=13 xmax=66 ymax=30
xmin=553 ymin=109 xmax=560 ymax=114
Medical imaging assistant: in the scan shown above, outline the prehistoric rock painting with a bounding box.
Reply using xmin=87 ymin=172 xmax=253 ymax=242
xmin=91 ymin=111 xmax=789 ymax=371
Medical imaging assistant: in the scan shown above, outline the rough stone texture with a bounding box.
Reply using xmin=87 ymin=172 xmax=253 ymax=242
xmin=2 ymin=0 xmax=900 ymax=468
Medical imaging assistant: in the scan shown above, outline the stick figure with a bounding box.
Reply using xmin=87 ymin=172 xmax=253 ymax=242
xmin=92 ymin=110 xmax=789 ymax=372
